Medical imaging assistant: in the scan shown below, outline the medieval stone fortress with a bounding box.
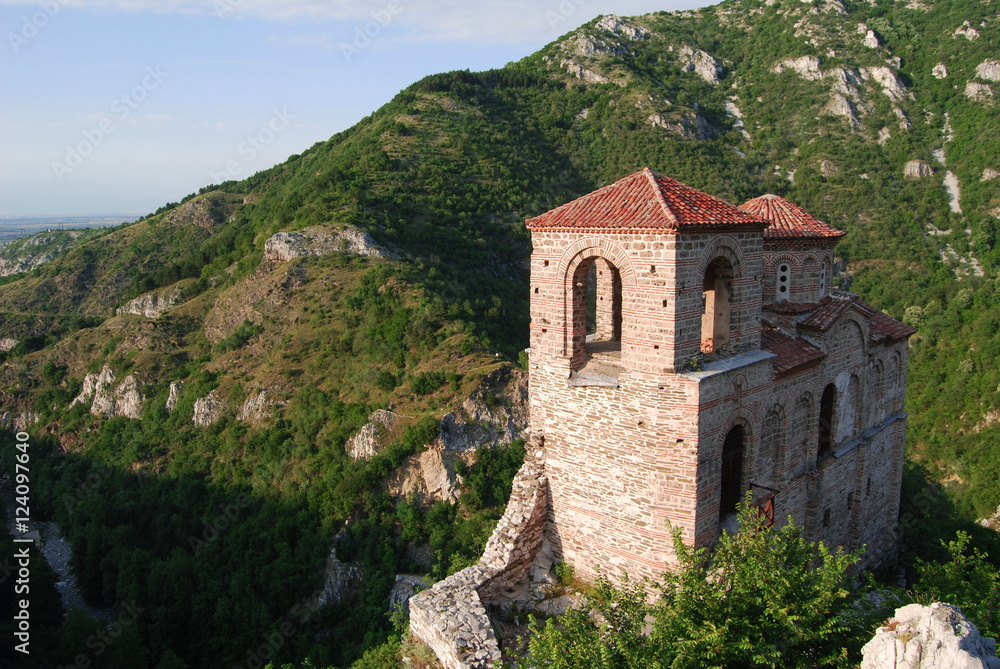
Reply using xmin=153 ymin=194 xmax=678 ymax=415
xmin=410 ymin=168 xmax=916 ymax=669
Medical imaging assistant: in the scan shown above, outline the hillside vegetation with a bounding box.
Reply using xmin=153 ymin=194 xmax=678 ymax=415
xmin=2 ymin=0 xmax=1000 ymax=666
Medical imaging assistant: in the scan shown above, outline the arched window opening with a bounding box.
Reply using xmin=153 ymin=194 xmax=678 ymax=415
xmin=776 ymin=262 xmax=791 ymax=300
xmin=820 ymin=261 xmax=828 ymax=298
xmin=720 ymin=425 xmax=745 ymax=522
xmin=571 ymin=256 xmax=623 ymax=382
xmin=701 ymin=257 xmax=735 ymax=356
xmin=818 ymin=384 xmax=836 ymax=461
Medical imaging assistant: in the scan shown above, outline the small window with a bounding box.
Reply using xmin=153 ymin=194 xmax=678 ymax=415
xmin=818 ymin=384 xmax=836 ymax=460
xmin=822 ymin=508 xmax=831 ymax=527
xmin=820 ymin=261 xmax=828 ymax=297
xmin=777 ymin=263 xmax=791 ymax=299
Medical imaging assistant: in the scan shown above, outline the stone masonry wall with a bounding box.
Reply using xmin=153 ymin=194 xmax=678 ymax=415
xmin=409 ymin=437 xmax=548 ymax=669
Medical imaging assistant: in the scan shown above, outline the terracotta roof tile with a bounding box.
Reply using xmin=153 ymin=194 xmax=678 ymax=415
xmin=739 ymin=194 xmax=846 ymax=241
xmin=526 ymin=168 xmax=770 ymax=231
xmin=761 ymin=322 xmax=826 ymax=378
xmin=797 ymin=291 xmax=874 ymax=331
xmin=862 ymin=301 xmax=918 ymax=344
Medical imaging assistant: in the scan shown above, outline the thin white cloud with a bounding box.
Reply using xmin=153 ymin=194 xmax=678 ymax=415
xmin=0 ymin=0 xmax=706 ymax=44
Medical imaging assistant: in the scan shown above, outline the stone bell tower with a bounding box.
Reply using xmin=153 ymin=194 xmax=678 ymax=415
xmin=525 ymin=167 xmax=770 ymax=581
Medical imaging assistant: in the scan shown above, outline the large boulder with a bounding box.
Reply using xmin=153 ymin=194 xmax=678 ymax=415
xmin=861 ymin=603 xmax=1000 ymax=669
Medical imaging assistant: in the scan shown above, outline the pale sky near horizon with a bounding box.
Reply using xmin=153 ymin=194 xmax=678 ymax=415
xmin=0 ymin=0 xmax=714 ymax=218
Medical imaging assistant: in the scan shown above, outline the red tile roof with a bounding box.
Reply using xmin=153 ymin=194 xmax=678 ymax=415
xmin=797 ymin=291 xmax=875 ymax=332
xmin=761 ymin=321 xmax=826 ymax=378
xmin=739 ymin=194 xmax=846 ymax=241
xmin=525 ymin=168 xmax=770 ymax=231
xmin=863 ymin=302 xmax=918 ymax=344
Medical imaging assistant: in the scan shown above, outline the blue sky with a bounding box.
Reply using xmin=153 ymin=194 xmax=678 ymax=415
xmin=0 ymin=0 xmax=712 ymax=217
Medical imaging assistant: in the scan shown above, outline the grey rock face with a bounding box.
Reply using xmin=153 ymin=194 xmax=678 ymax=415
xmin=976 ymin=60 xmax=1000 ymax=83
xmin=346 ymin=409 xmax=405 ymax=460
xmin=192 ymin=393 xmax=225 ymax=427
xmin=679 ymin=45 xmax=722 ymax=85
xmin=166 ymin=381 xmax=183 ymax=412
xmin=71 ymin=366 xmax=145 ymax=419
xmin=263 ymin=225 xmax=395 ymax=263
xmin=903 ymin=160 xmax=934 ymax=179
xmin=861 ymin=603 xmax=1000 ymax=669
xmin=237 ymin=390 xmax=283 ymax=425
xmin=116 ymin=287 xmax=181 ymax=318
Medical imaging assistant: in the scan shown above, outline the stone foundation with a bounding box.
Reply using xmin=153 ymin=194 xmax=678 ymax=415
xmin=408 ymin=435 xmax=548 ymax=669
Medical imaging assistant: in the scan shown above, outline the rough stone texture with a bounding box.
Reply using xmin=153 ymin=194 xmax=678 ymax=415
xmin=192 ymin=393 xmax=225 ymax=427
xmin=347 ymin=410 xmax=405 ymax=460
xmin=595 ymin=15 xmax=649 ymax=41
xmin=116 ymin=287 xmax=181 ymax=318
xmin=861 ymin=66 xmax=908 ymax=102
xmin=263 ymin=225 xmax=394 ymax=263
xmin=0 ymin=412 xmax=40 ymax=431
xmin=861 ymin=603 xmax=1000 ymax=669
xmin=772 ymin=55 xmax=824 ymax=80
xmin=678 ymin=45 xmax=722 ymax=85
xmin=0 ymin=338 xmax=17 ymax=352
xmin=0 ymin=231 xmax=83 ymax=277
xmin=976 ymin=60 xmax=1000 ymax=83
xmin=166 ymin=381 xmax=183 ymax=412
xmin=966 ymin=82 xmax=994 ymax=103
xmin=389 ymin=574 xmax=429 ymax=612
xmin=317 ymin=549 xmax=361 ymax=608
xmin=954 ymin=21 xmax=980 ymax=41
xmin=981 ymin=168 xmax=999 ymax=182
xmin=648 ymin=112 xmax=713 ymax=140
xmin=904 ymin=160 xmax=935 ymax=179
xmin=438 ymin=367 xmax=528 ymax=453
xmin=409 ymin=440 xmax=548 ymax=669
xmin=980 ymin=504 xmax=1000 ymax=532
xmin=933 ymin=63 xmax=949 ymax=79
xmin=71 ymin=366 xmax=145 ymax=419
xmin=237 ymin=390 xmax=283 ymax=424
xmin=863 ymin=30 xmax=880 ymax=48
xmin=560 ymin=59 xmax=612 ymax=85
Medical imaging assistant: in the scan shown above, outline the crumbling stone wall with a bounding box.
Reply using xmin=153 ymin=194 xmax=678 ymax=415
xmin=408 ymin=436 xmax=548 ymax=669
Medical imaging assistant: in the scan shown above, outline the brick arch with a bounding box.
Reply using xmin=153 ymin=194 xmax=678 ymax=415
xmin=557 ymin=237 xmax=636 ymax=287
xmin=839 ymin=314 xmax=868 ymax=357
xmin=767 ymin=253 xmax=801 ymax=272
xmin=698 ymin=235 xmax=746 ymax=278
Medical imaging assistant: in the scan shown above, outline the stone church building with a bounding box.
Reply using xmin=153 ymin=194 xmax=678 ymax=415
xmin=410 ymin=168 xmax=916 ymax=668
xmin=525 ymin=167 xmax=915 ymax=582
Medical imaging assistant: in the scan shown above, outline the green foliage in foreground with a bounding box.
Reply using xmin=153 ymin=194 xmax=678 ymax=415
xmin=516 ymin=495 xmax=872 ymax=669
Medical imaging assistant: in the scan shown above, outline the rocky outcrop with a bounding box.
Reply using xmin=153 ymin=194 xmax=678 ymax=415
xmin=409 ymin=437 xmax=548 ymax=669
xmin=0 ymin=412 xmax=40 ymax=431
xmin=389 ymin=574 xmax=429 ymax=612
xmin=772 ymin=55 xmax=823 ymax=80
xmin=904 ymin=160 xmax=934 ymax=179
xmin=116 ymin=287 xmax=181 ymax=318
xmin=317 ymin=549 xmax=361 ymax=608
xmin=346 ymin=409 xmax=405 ymax=460
xmin=966 ymin=82 xmax=994 ymax=104
xmin=263 ymin=225 xmax=394 ymax=263
xmin=166 ymin=381 xmax=183 ymax=412
xmin=71 ymin=366 xmax=145 ymax=419
xmin=980 ymin=504 xmax=1000 ymax=532
xmin=933 ymin=63 xmax=949 ymax=79
xmin=862 ymin=29 xmax=880 ymax=49
xmin=976 ymin=60 xmax=1000 ymax=83
xmin=678 ymin=45 xmax=722 ymax=85
xmin=192 ymin=393 xmax=225 ymax=427
xmin=560 ymin=59 xmax=612 ymax=85
xmin=982 ymin=168 xmax=1000 ymax=182
xmin=861 ymin=603 xmax=1000 ymax=669
xmin=861 ymin=66 xmax=908 ymax=102
xmin=438 ymin=368 xmax=528 ymax=453
xmin=0 ymin=338 xmax=17 ymax=352
xmin=648 ymin=112 xmax=714 ymax=140
xmin=824 ymin=94 xmax=859 ymax=126
xmin=237 ymin=390 xmax=283 ymax=425
xmin=595 ymin=14 xmax=648 ymax=41
xmin=0 ymin=230 xmax=83 ymax=277
xmin=954 ymin=21 xmax=980 ymax=41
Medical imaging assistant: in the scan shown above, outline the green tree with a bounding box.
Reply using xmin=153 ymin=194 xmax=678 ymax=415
xmin=518 ymin=495 xmax=867 ymax=668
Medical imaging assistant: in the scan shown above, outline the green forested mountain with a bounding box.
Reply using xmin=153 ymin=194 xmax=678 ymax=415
xmin=2 ymin=0 xmax=1000 ymax=666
